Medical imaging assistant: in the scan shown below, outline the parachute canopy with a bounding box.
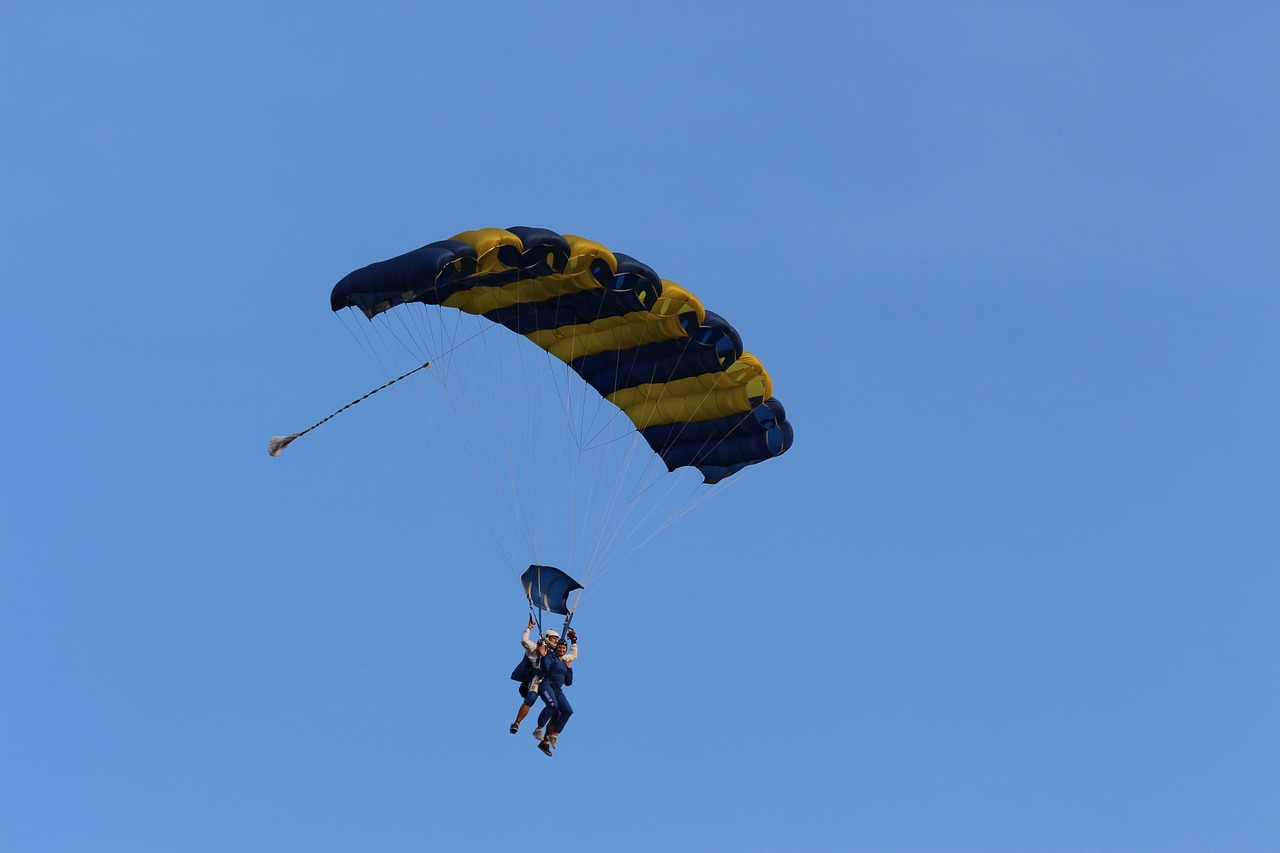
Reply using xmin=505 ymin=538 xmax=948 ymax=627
xmin=330 ymin=226 xmax=793 ymax=483
xmin=522 ymin=564 xmax=584 ymax=616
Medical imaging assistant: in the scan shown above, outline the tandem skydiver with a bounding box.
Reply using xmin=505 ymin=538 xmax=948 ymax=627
xmin=509 ymin=617 xmax=567 ymax=736
xmin=535 ymin=628 xmax=576 ymax=756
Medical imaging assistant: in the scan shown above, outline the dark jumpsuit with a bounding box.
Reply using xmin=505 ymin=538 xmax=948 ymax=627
xmin=538 ymin=651 xmax=573 ymax=733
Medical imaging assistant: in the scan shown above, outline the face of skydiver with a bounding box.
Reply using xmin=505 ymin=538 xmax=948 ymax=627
xmin=555 ymin=640 xmax=568 ymax=656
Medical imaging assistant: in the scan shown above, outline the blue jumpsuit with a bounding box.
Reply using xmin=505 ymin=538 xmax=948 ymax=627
xmin=538 ymin=652 xmax=573 ymax=733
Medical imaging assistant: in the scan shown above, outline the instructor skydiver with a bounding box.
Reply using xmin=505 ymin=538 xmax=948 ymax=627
xmin=509 ymin=617 xmax=555 ymax=734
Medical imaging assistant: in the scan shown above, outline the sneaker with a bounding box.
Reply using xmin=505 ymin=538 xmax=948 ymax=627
xmin=538 ymin=740 xmax=553 ymax=757
xmin=509 ymin=722 xmax=519 ymax=734
xmin=532 ymin=728 xmax=543 ymax=741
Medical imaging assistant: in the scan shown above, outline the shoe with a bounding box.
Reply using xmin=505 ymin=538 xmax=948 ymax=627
xmin=549 ymin=734 xmax=558 ymax=749
xmin=532 ymin=728 xmax=543 ymax=741
xmin=538 ymin=740 xmax=553 ymax=757
xmin=509 ymin=722 xmax=519 ymax=734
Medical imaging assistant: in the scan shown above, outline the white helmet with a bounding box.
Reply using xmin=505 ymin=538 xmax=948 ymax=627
xmin=542 ymin=629 xmax=560 ymax=642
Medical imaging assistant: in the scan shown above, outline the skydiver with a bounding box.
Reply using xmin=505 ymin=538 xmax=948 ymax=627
xmin=536 ymin=627 xmax=576 ymax=756
xmin=509 ymin=617 xmax=555 ymax=734
xmin=534 ymin=635 xmax=574 ymax=739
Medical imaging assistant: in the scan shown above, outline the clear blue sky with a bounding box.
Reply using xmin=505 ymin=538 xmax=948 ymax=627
xmin=3 ymin=2 xmax=1278 ymax=850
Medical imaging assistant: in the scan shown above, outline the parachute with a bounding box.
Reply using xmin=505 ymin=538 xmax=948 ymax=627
xmin=521 ymin=565 xmax=583 ymax=616
xmin=327 ymin=227 xmax=793 ymax=616
xmin=331 ymin=227 xmax=793 ymax=483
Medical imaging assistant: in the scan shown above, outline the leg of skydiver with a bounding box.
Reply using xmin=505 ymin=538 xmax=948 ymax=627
xmin=536 ymin=682 xmax=557 ymax=756
xmin=510 ymin=681 xmax=538 ymax=733
xmin=544 ymin=688 xmax=573 ymax=749
xmin=535 ymin=701 xmax=554 ymax=731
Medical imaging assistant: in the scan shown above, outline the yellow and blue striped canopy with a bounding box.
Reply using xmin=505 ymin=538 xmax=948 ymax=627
xmin=330 ymin=226 xmax=793 ymax=483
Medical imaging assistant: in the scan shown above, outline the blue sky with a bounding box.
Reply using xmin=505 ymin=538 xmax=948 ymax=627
xmin=3 ymin=2 xmax=1278 ymax=850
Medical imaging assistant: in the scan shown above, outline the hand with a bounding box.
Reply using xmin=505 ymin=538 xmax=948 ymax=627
xmin=527 ymin=616 xmax=536 ymax=629
xmin=566 ymin=628 xmax=576 ymax=641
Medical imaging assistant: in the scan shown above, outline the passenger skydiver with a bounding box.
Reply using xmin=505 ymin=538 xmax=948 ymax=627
xmin=536 ymin=628 xmax=576 ymax=756
xmin=535 ymin=634 xmax=574 ymax=741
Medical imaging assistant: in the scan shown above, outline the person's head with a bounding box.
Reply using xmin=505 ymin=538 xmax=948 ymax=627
xmin=555 ymin=640 xmax=569 ymax=656
xmin=542 ymin=629 xmax=560 ymax=646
